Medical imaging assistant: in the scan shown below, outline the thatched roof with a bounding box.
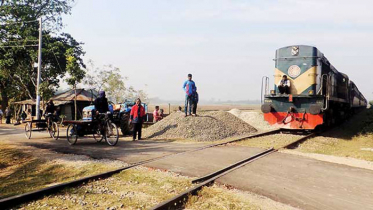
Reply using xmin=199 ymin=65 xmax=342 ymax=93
xmin=14 ymin=89 xmax=97 ymax=105
xmin=53 ymin=89 xmax=97 ymax=101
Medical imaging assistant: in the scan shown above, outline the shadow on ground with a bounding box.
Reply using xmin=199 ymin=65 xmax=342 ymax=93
xmin=319 ymin=109 xmax=373 ymax=140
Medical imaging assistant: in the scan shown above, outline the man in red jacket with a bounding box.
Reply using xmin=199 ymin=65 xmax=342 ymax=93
xmin=130 ymin=98 xmax=146 ymax=140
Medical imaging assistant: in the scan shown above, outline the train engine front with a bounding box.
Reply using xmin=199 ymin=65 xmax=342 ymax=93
xmin=261 ymin=45 xmax=351 ymax=130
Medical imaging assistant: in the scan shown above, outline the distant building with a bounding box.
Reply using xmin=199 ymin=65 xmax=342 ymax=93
xmin=14 ymin=89 xmax=97 ymax=120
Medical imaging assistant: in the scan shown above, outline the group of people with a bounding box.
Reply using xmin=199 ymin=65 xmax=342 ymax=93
xmin=0 ymin=108 xmax=17 ymax=124
xmin=0 ymin=108 xmax=12 ymax=124
xmin=93 ymin=91 xmax=146 ymax=141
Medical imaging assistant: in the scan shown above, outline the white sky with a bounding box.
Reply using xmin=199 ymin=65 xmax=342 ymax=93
xmin=62 ymin=0 xmax=373 ymax=101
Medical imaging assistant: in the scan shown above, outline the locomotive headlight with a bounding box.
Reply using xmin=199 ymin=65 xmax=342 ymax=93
xmin=308 ymin=90 xmax=314 ymax=95
xmin=270 ymin=90 xmax=276 ymax=95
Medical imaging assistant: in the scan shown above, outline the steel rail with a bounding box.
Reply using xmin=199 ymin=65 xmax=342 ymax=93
xmin=0 ymin=129 xmax=281 ymax=209
xmin=151 ymin=132 xmax=316 ymax=210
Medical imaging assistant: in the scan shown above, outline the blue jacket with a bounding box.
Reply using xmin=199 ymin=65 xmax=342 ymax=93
xmin=183 ymin=80 xmax=196 ymax=96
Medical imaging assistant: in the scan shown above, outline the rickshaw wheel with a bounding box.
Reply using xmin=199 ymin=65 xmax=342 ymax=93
xmin=106 ymin=122 xmax=119 ymax=146
xmin=66 ymin=124 xmax=78 ymax=145
xmin=49 ymin=122 xmax=59 ymax=140
xmin=25 ymin=122 xmax=32 ymax=139
xmin=93 ymin=130 xmax=103 ymax=142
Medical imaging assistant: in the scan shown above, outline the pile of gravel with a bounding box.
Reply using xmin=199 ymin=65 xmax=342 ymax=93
xmin=143 ymin=111 xmax=257 ymax=141
xmin=228 ymin=109 xmax=273 ymax=131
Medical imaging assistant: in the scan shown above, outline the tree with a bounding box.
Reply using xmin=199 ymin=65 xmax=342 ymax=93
xmin=83 ymin=62 xmax=127 ymax=103
xmin=65 ymin=48 xmax=85 ymax=120
xmin=83 ymin=61 xmax=148 ymax=104
xmin=0 ymin=0 xmax=84 ymax=110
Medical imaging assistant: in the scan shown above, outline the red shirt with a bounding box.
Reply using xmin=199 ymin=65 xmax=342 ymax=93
xmin=153 ymin=110 xmax=160 ymax=121
xmin=130 ymin=104 xmax=146 ymax=123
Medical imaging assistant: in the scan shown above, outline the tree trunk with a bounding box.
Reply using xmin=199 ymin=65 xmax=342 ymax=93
xmin=0 ymin=87 xmax=9 ymax=110
xmin=74 ymin=85 xmax=77 ymax=120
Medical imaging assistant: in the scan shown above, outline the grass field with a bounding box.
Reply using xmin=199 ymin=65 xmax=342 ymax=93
xmin=0 ymin=144 xmax=125 ymax=199
xmin=297 ymin=109 xmax=373 ymax=161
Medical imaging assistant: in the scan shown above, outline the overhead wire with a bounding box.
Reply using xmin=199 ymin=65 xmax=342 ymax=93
xmin=0 ymin=19 xmax=40 ymax=48
xmin=44 ymin=35 xmax=64 ymax=73
xmin=0 ymin=19 xmax=38 ymax=25
xmin=0 ymin=18 xmax=64 ymax=72
xmin=2 ymin=39 xmax=39 ymax=43
xmin=0 ymin=44 xmax=38 ymax=48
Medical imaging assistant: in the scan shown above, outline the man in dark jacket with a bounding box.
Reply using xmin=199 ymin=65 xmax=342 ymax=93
xmin=130 ymin=98 xmax=146 ymax=141
xmin=94 ymin=91 xmax=109 ymax=114
xmin=94 ymin=91 xmax=109 ymax=134
xmin=45 ymin=100 xmax=55 ymax=115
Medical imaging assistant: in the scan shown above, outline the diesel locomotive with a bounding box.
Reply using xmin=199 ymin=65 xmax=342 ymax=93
xmin=261 ymin=45 xmax=367 ymax=130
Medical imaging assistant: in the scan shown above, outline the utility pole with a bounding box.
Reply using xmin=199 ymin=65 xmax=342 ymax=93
xmin=35 ymin=18 xmax=42 ymax=120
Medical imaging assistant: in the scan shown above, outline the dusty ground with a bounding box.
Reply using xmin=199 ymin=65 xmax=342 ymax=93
xmin=2 ymin=108 xmax=373 ymax=210
xmin=1 ymin=127 xmax=295 ymax=210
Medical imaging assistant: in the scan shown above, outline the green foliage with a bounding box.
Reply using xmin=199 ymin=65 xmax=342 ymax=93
xmin=83 ymin=61 xmax=147 ymax=103
xmin=0 ymin=0 xmax=84 ymax=108
xmin=65 ymin=48 xmax=85 ymax=86
xmin=369 ymin=100 xmax=373 ymax=107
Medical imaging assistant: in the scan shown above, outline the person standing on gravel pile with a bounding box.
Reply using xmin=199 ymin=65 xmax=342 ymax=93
xmin=192 ymin=90 xmax=199 ymax=116
xmin=130 ymin=98 xmax=146 ymax=141
xmin=183 ymin=73 xmax=197 ymax=117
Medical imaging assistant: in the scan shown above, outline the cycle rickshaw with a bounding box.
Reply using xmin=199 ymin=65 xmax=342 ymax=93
xmin=63 ymin=112 xmax=119 ymax=146
xmin=24 ymin=113 xmax=59 ymax=140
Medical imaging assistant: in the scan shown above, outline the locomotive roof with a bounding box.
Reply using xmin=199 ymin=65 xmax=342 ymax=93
xmin=275 ymin=45 xmax=349 ymax=80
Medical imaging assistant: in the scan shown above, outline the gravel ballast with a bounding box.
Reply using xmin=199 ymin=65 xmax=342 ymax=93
xmin=228 ymin=109 xmax=273 ymax=131
xmin=143 ymin=111 xmax=257 ymax=141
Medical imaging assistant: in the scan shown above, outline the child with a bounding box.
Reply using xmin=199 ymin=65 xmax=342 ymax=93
xmin=153 ymin=106 xmax=160 ymax=123
xmin=159 ymin=109 xmax=164 ymax=120
xmin=192 ymin=92 xmax=199 ymax=116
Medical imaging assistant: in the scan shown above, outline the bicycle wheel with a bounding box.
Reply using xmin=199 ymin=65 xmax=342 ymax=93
xmin=66 ymin=124 xmax=78 ymax=145
xmin=105 ymin=122 xmax=119 ymax=146
xmin=50 ymin=122 xmax=59 ymax=140
xmin=93 ymin=129 xmax=103 ymax=142
xmin=25 ymin=122 xmax=32 ymax=139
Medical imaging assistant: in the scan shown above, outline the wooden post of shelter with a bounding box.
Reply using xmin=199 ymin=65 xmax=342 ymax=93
xmin=74 ymin=85 xmax=77 ymax=120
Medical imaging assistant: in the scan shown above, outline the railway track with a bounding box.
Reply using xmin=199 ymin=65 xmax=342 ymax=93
xmin=150 ymin=132 xmax=316 ymax=210
xmin=0 ymin=129 xmax=282 ymax=209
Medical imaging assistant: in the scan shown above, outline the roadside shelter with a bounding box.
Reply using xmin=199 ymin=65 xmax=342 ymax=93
xmin=14 ymin=89 xmax=97 ymax=120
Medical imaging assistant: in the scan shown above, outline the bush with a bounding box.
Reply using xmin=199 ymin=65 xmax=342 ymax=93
xmin=369 ymin=100 xmax=373 ymax=107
